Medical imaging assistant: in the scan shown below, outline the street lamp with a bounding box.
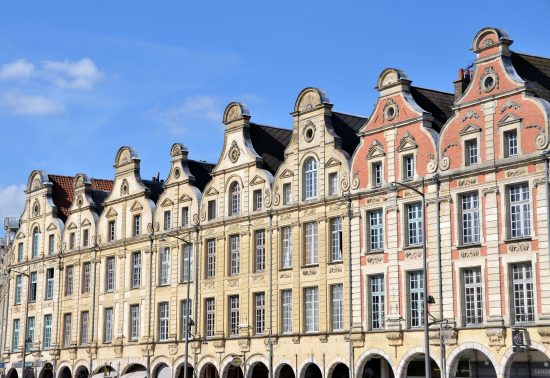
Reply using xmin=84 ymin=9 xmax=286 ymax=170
xmin=160 ymin=231 xmax=193 ymax=378
xmin=7 ymin=267 xmax=31 ymax=378
xmin=390 ymin=180 xmax=431 ymax=378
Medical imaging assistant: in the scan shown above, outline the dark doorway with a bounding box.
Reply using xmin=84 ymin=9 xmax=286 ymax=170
xmin=226 ymin=366 xmax=243 ymax=378
xmin=331 ymin=364 xmax=348 ymax=378
xmin=303 ymin=364 xmax=322 ymax=378
xmin=507 ymin=350 xmax=550 ymax=378
xmin=58 ymin=367 xmax=71 ymax=378
xmin=6 ymin=369 xmax=18 ymax=378
xmin=250 ymin=363 xmax=268 ymax=378
xmin=201 ymin=364 xmax=219 ymax=378
xmin=75 ymin=367 xmax=89 ymax=378
xmin=40 ymin=364 xmax=53 ymax=378
xmin=278 ymin=365 xmax=295 ymax=378
xmin=405 ymin=357 xmax=440 ymax=378
xmin=362 ymin=357 xmax=394 ymax=378
xmin=177 ymin=365 xmax=195 ymax=378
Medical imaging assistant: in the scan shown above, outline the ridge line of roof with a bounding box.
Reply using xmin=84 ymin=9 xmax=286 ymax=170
xmin=251 ymin=122 xmax=292 ymax=131
xmin=512 ymin=50 xmax=550 ymax=61
xmin=410 ymin=86 xmax=454 ymax=96
xmin=331 ymin=110 xmax=369 ymax=119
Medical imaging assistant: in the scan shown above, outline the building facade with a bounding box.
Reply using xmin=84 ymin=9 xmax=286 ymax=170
xmin=1 ymin=27 xmax=550 ymax=378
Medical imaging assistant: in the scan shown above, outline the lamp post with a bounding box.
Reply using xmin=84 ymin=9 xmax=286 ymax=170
xmin=160 ymin=231 xmax=193 ymax=378
xmin=8 ymin=267 xmax=31 ymax=378
xmin=390 ymin=180 xmax=431 ymax=378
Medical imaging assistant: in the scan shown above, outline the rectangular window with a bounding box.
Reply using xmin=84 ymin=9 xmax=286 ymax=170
xmin=229 ymin=295 xmax=240 ymax=336
xmin=69 ymin=232 xmax=75 ymax=250
xmin=159 ymin=247 xmax=170 ymax=286
xmin=181 ymin=207 xmax=189 ymax=227
xmin=164 ymin=210 xmax=171 ymax=231
xmin=133 ymin=214 xmax=141 ymax=236
xmin=281 ymin=290 xmax=292 ymax=334
xmin=281 ymin=226 xmax=292 ymax=269
xmin=130 ymin=304 xmax=140 ymax=341
xmin=372 ymin=162 xmax=382 ymax=187
xmin=15 ymin=274 xmax=22 ymax=304
xmin=80 ymin=311 xmax=89 ymax=345
xmin=283 ymin=183 xmax=292 ymax=205
xmin=106 ymin=257 xmax=115 ymax=292
xmin=83 ymin=229 xmax=89 ymax=248
xmin=17 ymin=242 xmax=23 ymax=262
xmin=132 ymin=252 xmax=141 ymax=288
xmin=65 ymin=265 xmax=74 ymax=296
xmin=104 ymin=308 xmax=113 ymax=343
xmin=230 ymin=235 xmax=240 ymax=276
xmin=512 ymin=263 xmax=535 ymax=323
xmin=46 ymin=268 xmax=54 ymax=299
xmin=505 ymin=130 xmax=518 ymax=158
xmin=368 ymin=210 xmax=384 ymax=251
xmin=82 ymin=262 xmax=91 ymax=293
xmin=330 ymin=218 xmax=343 ymax=262
xmin=465 ymin=139 xmax=478 ymax=166
xmin=181 ymin=244 xmax=193 ymax=283
xmin=43 ymin=314 xmax=52 ymax=349
xmin=328 ymin=172 xmax=339 ymax=195
xmin=370 ymin=275 xmax=385 ymax=330
xmin=304 ymin=222 xmax=318 ymax=265
xmin=253 ymin=189 xmax=263 ymax=211
xmin=463 ymin=268 xmax=483 ymax=326
xmin=304 ymin=287 xmax=319 ymax=333
xmin=207 ymin=200 xmax=216 ymax=221
xmin=205 ymin=298 xmax=215 ymax=337
xmin=409 ymin=271 xmax=424 ymax=328
xmin=206 ymin=239 xmax=216 ymax=278
xmin=509 ymin=184 xmax=531 ymax=238
xmin=407 ymin=203 xmax=423 ymax=246
xmin=255 ymin=229 xmax=266 ymax=272
xmin=12 ymin=319 xmax=20 ymax=351
xmin=30 ymin=271 xmax=37 ymax=302
xmin=461 ymin=193 xmax=480 ymax=245
xmin=27 ymin=316 xmax=35 ymax=350
xmin=63 ymin=313 xmax=72 ymax=346
xmin=158 ymin=302 xmax=169 ymax=341
xmin=255 ymin=292 xmax=266 ymax=335
xmin=48 ymin=235 xmax=55 ymax=255
xmin=180 ymin=299 xmax=192 ymax=340
xmin=403 ymin=155 xmax=414 ymax=181
xmin=331 ymin=284 xmax=344 ymax=331
xmin=108 ymin=221 xmax=115 ymax=242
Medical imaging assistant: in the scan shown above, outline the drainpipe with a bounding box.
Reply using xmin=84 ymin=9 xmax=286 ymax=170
xmin=193 ymin=225 xmax=200 ymax=378
xmin=147 ymin=234 xmax=153 ymax=378
xmin=89 ymin=243 xmax=99 ymax=378
xmin=434 ymin=174 xmax=445 ymax=378
xmin=268 ymin=209 xmax=273 ymax=378
xmin=346 ymin=193 xmax=353 ymax=378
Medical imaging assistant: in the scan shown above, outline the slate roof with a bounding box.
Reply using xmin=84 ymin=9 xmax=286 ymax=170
xmin=410 ymin=87 xmax=454 ymax=131
xmin=250 ymin=123 xmax=293 ymax=174
xmin=188 ymin=160 xmax=215 ymax=191
xmin=48 ymin=175 xmax=114 ymax=221
xmin=331 ymin=112 xmax=368 ymax=156
xmin=142 ymin=179 xmax=164 ymax=204
xmin=512 ymin=52 xmax=550 ymax=103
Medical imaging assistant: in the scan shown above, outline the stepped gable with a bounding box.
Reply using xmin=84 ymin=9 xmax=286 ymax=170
xmin=250 ymin=123 xmax=292 ymax=174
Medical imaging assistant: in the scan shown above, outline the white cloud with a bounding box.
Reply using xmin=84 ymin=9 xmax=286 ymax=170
xmin=41 ymin=58 xmax=103 ymax=90
xmin=0 ymin=185 xmax=26 ymax=229
xmin=0 ymin=91 xmax=65 ymax=115
xmin=149 ymin=95 xmax=222 ymax=133
xmin=0 ymin=59 xmax=35 ymax=81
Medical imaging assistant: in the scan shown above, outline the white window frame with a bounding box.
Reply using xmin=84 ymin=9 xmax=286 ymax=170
xmin=63 ymin=313 xmax=72 ymax=346
xmin=463 ymin=268 xmax=483 ymax=326
xmin=283 ymin=183 xmax=292 ymax=205
xmin=181 ymin=206 xmax=189 ymax=227
xmin=206 ymin=239 xmax=216 ymax=278
xmin=371 ymin=161 xmax=383 ymax=188
xmin=511 ymin=263 xmax=535 ymax=323
xmin=255 ymin=229 xmax=266 ymax=272
xmin=14 ymin=275 xmax=22 ymax=304
xmin=164 ymin=210 xmax=172 ymax=231
xmin=106 ymin=256 xmax=115 ymax=292
xmin=281 ymin=226 xmax=292 ymax=269
xmin=303 ymin=157 xmax=318 ymax=200
xmin=281 ymin=289 xmax=292 ymax=334
xmin=255 ymin=292 xmax=266 ymax=335
xmin=46 ymin=268 xmax=54 ymax=299
xmin=229 ymin=235 xmax=240 ymax=276
xmin=82 ymin=262 xmax=91 ymax=294
xmin=253 ymin=189 xmax=263 ymax=211
xmin=330 ymin=217 xmax=343 ymax=262
xmin=304 ymin=287 xmax=319 ymax=333
xmin=133 ymin=214 xmax=141 ymax=236
xmin=331 ymin=284 xmax=344 ymax=331
xmin=406 ymin=202 xmax=423 ymax=246
xmin=181 ymin=244 xmax=193 ymax=283
xmin=132 ymin=252 xmax=141 ymax=288
xmin=508 ymin=183 xmax=531 ymax=239
xmin=80 ymin=311 xmax=89 ymax=345
xmin=461 ymin=192 xmax=480 ymax=245
xmin=304 ymin=222 xmax=318 ymax=265
xmin=403 ymin=154 xmax=415 ymax=181
xmin=205 ymin=298 xmax=215 ymax=338
xmin=104 ymin=308 xmax=113 ymax=343
xmin=158 ymin=302 xmax=169 ymax=341
xmin=43 ymin=314 xmax=52 ymax=349
xmin=180 ymin=299 xmax=192 ymax=340
xmin=130 ymin=304 xmax=140 ymax=341
xmin=369 ymin=275 xmax=385 ymax=330
xmin=367 ymin=209 xmax=384 ymax=252
xmin=159 ymin=247 xmax=170 ymax=286
xmin=328 ymin=172 xmax=339 ymax=196
xmin=65 ymin=266 xmax=74 ymax=296
xmin=229 ymin=295 xmax=240 ymax=336
xmin=465 ymin=139 xmax=478 ymax=166
xmin=229 ymin=182 xmax=241 ymax=216
xmin=108 ymin=220 xmax=116 ymax=242
xmin=12 ymin=319 xmax=20 ymax=351
xmin=408 ymin=271 xmax=424 ymax=328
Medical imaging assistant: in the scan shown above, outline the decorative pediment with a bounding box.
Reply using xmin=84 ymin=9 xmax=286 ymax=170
xmin=366 ymin=140 xmax=385 ymax=160
xmin=130 ymin=201 xmax=143 ymax=212
xmin=324 ymin=158 xmax=341 ymax=168
xmin=280 ymin=169 xmax=294 ymax=178
xmin=498 ymin=113 xmax=522 ymax=126
xmin=81 ymin=219 xmax=92 ymax=227
xmin=460 ymin=124 xmax=482 ymax=136
xmin=46 ymin=223 xmax=57 ymax=231
xmin=160 ymin=198 xmax=174 ymax=208
xmin=67 ymin=222 xmax=77 ymax=230
xmin=249 ymin=175 xmax=266 ymax=186
xmin=205 ymin=187 xmax=219 ymax=197
xmin=16 ymin=232 xmax=26 ymax=240
xmin=105 ymin=207 xmax=118 ymax=219
xmin=179 ymin=194 xmax=192 ymax=203
xmin=397 ymin=132 xmax=418 ymax=152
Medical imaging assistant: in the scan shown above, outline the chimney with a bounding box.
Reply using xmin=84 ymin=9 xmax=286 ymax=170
xmin=453 ymin=68 xmax=471 ymax=101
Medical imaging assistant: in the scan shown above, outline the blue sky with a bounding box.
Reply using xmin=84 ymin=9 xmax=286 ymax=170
xmin=1 ymin=0 xmax=550 ymax=234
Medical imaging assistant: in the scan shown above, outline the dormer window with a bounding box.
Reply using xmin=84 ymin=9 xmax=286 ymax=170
xmin=229 ymin=182 xmax=241 ymax=216
xmin=403 ymin=155 xmax=414 ymax=181
xmin=465 ymin=139 xmax=478 ymax=166
xmin=504 ymin=130 xmax=518 ymax=158
xmin=303 ymin=157 xmax=318 ymax=200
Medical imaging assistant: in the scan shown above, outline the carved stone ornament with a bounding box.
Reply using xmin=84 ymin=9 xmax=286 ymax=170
xmin=328 ymin=265 xmax=343 ymax=273
xmin=397 ymin=131 xmax=417 ymax=152
xmin=114 ymin=336 xmax=124 ymax=358
xmin=168 ymin=342 xmax=179 ymax=356
xmin=252 ymin=274 xmax=265 ymax=284
xmin=32 ymin=200 xmax=40 ymax=217
xmin=500 ymin=100 xmax=520 ymax=113
xmin=534 ymin=178 xmax=547 ymax=188
xmin=174 ymin=167 xmax=181 ymax=179
xmin=461 ymin=110 xmax=480 ymax=122
xmin=279 ymin=272 xmax=291 ymax=279
xmin=367 ymin=254 xmax=383 ymax=264
xmin=273 ymin=186 xmax=280 ymax=206
xmin=238 ymin=338 xmax=250 ymax=352
xmin=405 ymin=249 xmax=422 ymax=260
xmin=351 ymin=171 xmax=360 ymax=190
xmin=76 ymin=195 xmax=83 ymax=208
xmin=505 ymin=168 xmax=527 ymax=178
xmin=264 ymin=188 xmax=272 ymax=207
xmin=365 ymin=196 xmax=383 ymax=205
xmin=386 ymin=331 xmax=403 ymax=347
xmin=203 ymin=281 xmax=215 ymax=290
xmin=303 ymin=121 xmax=316 ymax=142
xmin=228 ymin=141 xmax=241 ymax=163
xmin=226 ymin=105 xmax=242 ymax=123
xmin=69 ymin=346 xmax=77 ymax=360
xmin=426 ymin=154 xmax=437 ymax=174
xmin=538 ymin=326 xmax=550 ymax=344
xmin=86 ymin=342 xmax=98 ymax=359
xmin=292 ymin=336 xmax=300 ymax=344
xmin=319 ymin=334 xmax=328 ymax=343
xmin=302 ymin=268 xmax=318 ymax=276
xmin=383 ymin=98 xmax=399 ymax=121
xmin=227 ymin=278 xmax=239 ymax=288
xmin=460 ymin=248 xmax=480 ymax=259
xmin=120 ymin=179 xmax=129 ymax=196
xmin=479 ymin=66 xmax=499 ymax=94
xmin=341 ymin=174 xmax=350 ymax=192
xmin=458 ymin=177 xmax=477 ymax=187
xmin=366 ymin=139 xmax=385 ymax=160
xmin=486 ymin=327 xmax=506 ymax=351
xmin=508 ymin=242 xmax=530 ymax=253
xmin=482 ymin=186 xmax=499 ymax=196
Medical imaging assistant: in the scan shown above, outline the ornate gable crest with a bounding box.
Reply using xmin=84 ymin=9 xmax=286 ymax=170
xmin=249 ymin=175 xmax=266 ymax=186
xmin=105 ymin=207 xmax=118 ymax=219
xmin=179 ymin=194 xmax=192 ymax=203
xmin=324 ymin=158 xmax=341 ymax=168
xmin=366 ymin=140 xmax=386 ymax=160
xmin=460 ymin=124 xmax=482 ymax=136
xmin=120 ymin=179 xmax=129 ymax=196
xmin=205 ymin=187 xmax=219 ymax=197
xmin=227 ymin=141 xmax=241 ymax=163
xmin=16 ymin=232 xmax=26 ymax=240
xmin=498 ymin=113 xmax=522 ymax=126
xmin=397 ymin=132 xmax=418 ymax=152
xmin=160 ymin=198 xmax=174 ymax=208
xmin=280 ymin=169 xmax=294 ymax=178
xmin=130 ymin=201 xmax=143 ymax=212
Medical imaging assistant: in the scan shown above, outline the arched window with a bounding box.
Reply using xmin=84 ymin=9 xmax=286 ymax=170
xmin=303 ymin=157 xmax=318 ymax=200
xmin=229 ymin=182 xmax=241 ymax=216
xmin=32 ymin=227 xmax=39 ymax=258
